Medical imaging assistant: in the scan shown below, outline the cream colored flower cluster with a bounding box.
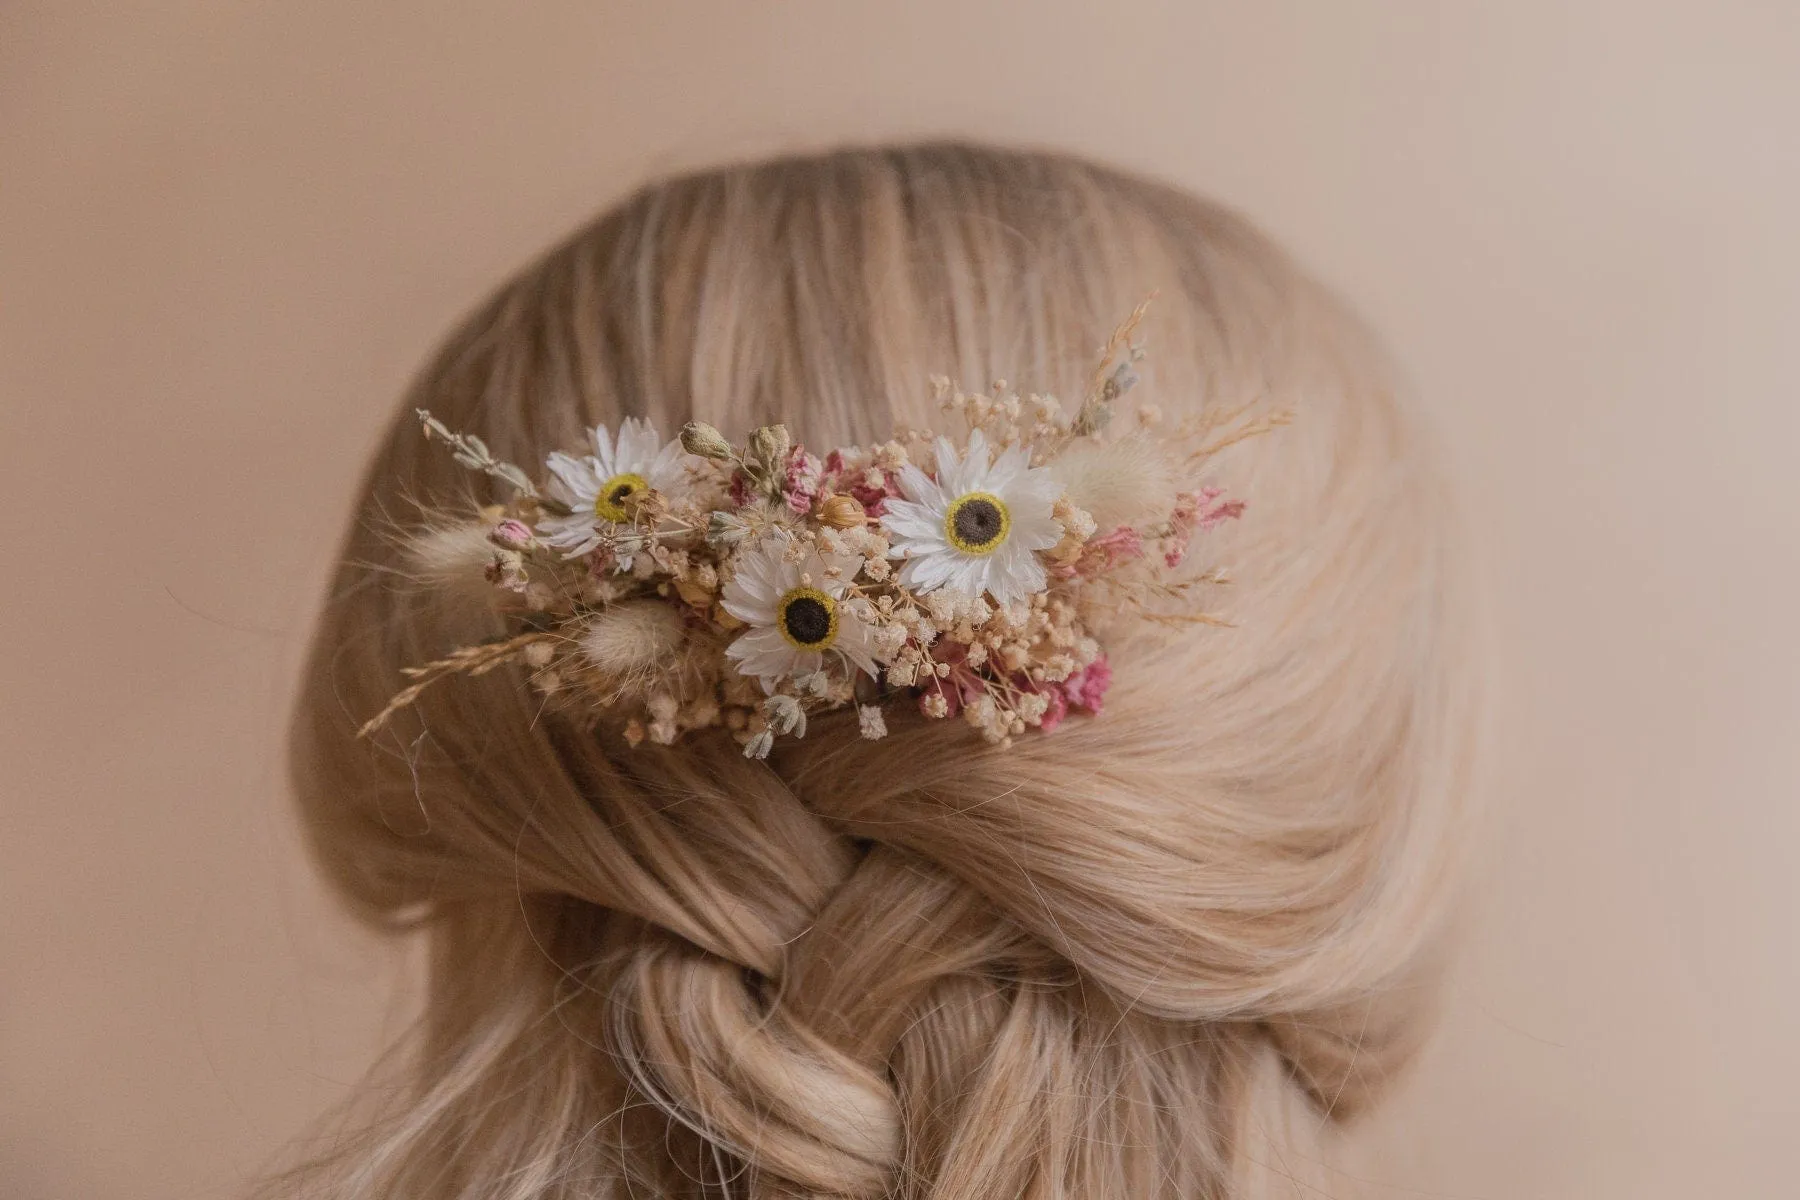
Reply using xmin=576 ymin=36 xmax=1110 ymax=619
xmin=363 ymin=311 xmax=1279 ymax=756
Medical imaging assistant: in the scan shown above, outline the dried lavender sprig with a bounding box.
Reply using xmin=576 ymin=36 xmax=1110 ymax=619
xmin=1073 ymin=297 xmax=1154 ymax=436
xmin=416 ymin=410 xmax=571 ymax=513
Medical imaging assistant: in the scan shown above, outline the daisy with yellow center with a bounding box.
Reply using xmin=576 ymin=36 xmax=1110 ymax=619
xmin=880 ymin=429 xmax=1063 ymax=604
xmin=721 ymin=535 xmax=884 ymax=692
xmin=535 ymin=418 xmax=690 ymax=567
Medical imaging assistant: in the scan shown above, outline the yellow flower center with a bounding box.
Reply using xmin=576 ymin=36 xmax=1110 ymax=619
xmin=777 ymin=586 xmax=839 ymax=650
xmin=943 ymin=491 xmax=1011 ymax=555
xmin=592 ymin=472 xmax=649 ymax=522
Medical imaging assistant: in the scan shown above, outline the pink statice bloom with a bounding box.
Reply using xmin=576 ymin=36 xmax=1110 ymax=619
xmin=1062 ymin=655 xmax=1112 ymax=715
xmin=782 ymin=447 xmax=825 ymax=515
xmin=1035 ymin=680 xmax=1072 ymax=732
xmin=1078 ymin=526 xmax=1145 ymax=575
xmin=1164 ymin=487 xmax=1245 ymax=567
xmin=728 ymin=469 xmax=754 ymax=508
xmin=1018 ymin=654 xmax=1111 ymax=733
xmin=825 ymin=450 xmax=899 ymax=517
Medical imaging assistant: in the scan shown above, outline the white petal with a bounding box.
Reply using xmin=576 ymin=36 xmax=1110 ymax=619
xmin=728 ymin=624 xmax=790 ymax=658
xmin=1008 ymin=508 xmax=1064 ymax=551
xmin=615 ymin=418 xmax=663 ymax=474
xmin=809 ymin=548 xmax=864 ymax=596
xmin=898 ymin=549 xmax=962 ymax=593
xmin=968 ymin=553 xmax=1004 ymax=600
xmin=981 ymin=443 xmax=1029 ymax=493
xmin=932 ymin=436 xmax=965 ymax=494
xmin=721 ymin=587 xmax=777 ymax=626
xmin=726 ymin=625 xmax=797 ymax=685
xmin=730 ymin=554 xmax=779 ymax=605
xmin=1000 ymin=466 xmax=1064 ymax=509
xmin=834 ymin=616 xmax=883 ymax=676
xmin=589 ymin=425 xmax=617 ymax=476
xmin=536 ymin=511 xmax=591 ymax=538
xmin=895 ymin=463 xmax=942 ymax=506
xmin=946 ymin=555 xmax=992 ymax=598
xmin=647 ymin=438 xmax=689 ymax=491
xmin=545 ymin=452 xmax=600 ymax=505
xmin=880 ymin=498 xmax=946 ymax=546
xmin=948 ymin=429 xmax=992 ymax=496
xmin=536 ymin=512 xmax=601 ymax=553
xmin=740 ymin=539 xmax=798 ymax=598
xmin=986 ymin=540 xmax=1047 ymax=604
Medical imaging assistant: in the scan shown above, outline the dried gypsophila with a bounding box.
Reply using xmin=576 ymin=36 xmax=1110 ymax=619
xmin=358 ymin=303 xmax=1283 ymax=756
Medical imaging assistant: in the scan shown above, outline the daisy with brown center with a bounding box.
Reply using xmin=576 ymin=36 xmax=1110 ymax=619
xmin=535 ymin=418 xmax=690 ymax=566
xmin=880 ymin=429 xmax=1064 ymax=604
xmin=721 ymin=534 xmax=885 ymax=692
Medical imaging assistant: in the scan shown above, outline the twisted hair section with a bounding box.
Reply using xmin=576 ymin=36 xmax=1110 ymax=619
xmin=274 ymin=143 xmax=1472 ymax=1198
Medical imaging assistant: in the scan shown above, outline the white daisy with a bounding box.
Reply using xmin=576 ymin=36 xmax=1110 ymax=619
xmin=880 ymin=429 xmax=1063 ymax=604
xmin=721 ymin=535 xmax=884 ymax=692
xmin=535 ymin=418 xmax=689 ymax=566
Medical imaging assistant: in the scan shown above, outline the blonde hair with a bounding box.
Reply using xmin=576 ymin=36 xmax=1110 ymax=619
xmin=280 ymin=143 xmax=1470 ymax=1199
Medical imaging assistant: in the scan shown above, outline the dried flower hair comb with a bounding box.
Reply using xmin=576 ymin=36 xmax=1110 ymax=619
xmin=361 ymin=304 xmax=1287 ymax=757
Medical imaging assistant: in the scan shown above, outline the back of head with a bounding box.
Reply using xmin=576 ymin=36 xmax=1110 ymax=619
xmin=283 ymin=143 xmax=1470 ymax=1199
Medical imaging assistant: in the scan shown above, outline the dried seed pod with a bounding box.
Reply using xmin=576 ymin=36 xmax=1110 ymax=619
xmin=816 ymin=494 xmax=869 ymax=529
xmin=680 ymin=421 xmax=734 ymax=460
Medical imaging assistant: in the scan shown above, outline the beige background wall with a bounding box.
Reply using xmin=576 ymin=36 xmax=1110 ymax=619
xmin=3 ymin=3 xmax=1796 ymax=1197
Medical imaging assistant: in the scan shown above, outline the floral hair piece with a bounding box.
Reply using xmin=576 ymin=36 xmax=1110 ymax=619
xmin=361 ymin=304 xmax=1287 ymax=757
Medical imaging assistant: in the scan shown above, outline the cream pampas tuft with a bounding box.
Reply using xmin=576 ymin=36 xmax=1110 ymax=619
xmin=406 ymin=520 xmax=508 ymax=602
xmin=1049 ymin=434 xmax=1177 ymax=531
xmin=577 ymin=601 xmax=689 ymax=687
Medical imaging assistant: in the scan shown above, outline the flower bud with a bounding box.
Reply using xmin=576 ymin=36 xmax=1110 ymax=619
xmin=762 ymin=693 xmax=807 ymax=738
xmin=680 ymin=421 xmax=735 ymax=460
xmin=488 ymin=518 xmax=534 ymax=548
xmin=815 ymin=493 xmax=868 ymax=529
xmin=748 ymin=424 xmax=791 ymax=471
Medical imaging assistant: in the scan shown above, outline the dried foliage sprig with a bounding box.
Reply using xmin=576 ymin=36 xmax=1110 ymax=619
xmin=365 ymin=307 xmax=1284 ymax=755
xmin=357 ymin=631 xmax=560 ymax=737
xmin=415 ymin=410 xmax=566 ymax=513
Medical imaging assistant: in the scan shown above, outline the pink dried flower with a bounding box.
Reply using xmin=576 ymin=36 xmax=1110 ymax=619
xmin=1077 ymin=526 xmax=1145 ymax=576
xmin=781 ymin=447 xmax=824 ymax=515
xmin=851 ymin=478 xmax=895 ymax=517
xmin=1063 ymin=655 xmax=1112 ymax=715
xmin=1014 ymin=656 xmax=1110 ymax=733
xmin=489 ymin=518 xmax=534 ymax=549
xmin=1195 ymin=492 xmax=1246 ymax=531
xmin=853 ymin=470 xmax=898 ymax=515
xmin=1036 ymin=681 xmax=1071 ymax=732
xmin=829 ymin=449 xmax=899 ymax=516
xmin=728 ymin=469 xmax=754 ymax=508
xmin=1163 ymin=488 xmax=1245 ymax=567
